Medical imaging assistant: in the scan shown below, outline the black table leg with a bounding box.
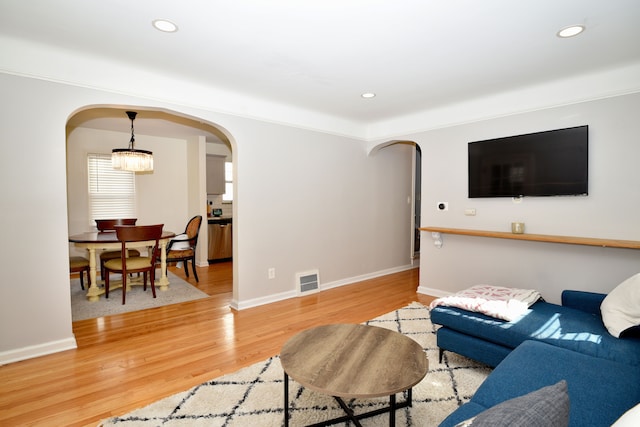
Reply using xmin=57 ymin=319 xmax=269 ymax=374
xmin=334 ymin=396 xmax=364 ymax=427
xmin=287 ymin=385 xmax=414 ymax=427
xmin=389 ymin=393 xmax=396 ymax=427
xmin=284 ymin=372 xmax=289 ymax=427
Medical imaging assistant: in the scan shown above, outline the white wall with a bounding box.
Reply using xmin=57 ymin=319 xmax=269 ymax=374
xmin=1 ymin=76 xmax=77 ymax=362
xmin=186 ymin=135 xmax=209 ymax=266
xmin=229 ymin=119 xmax=415 ymax=307
xmin=0 ymin=72 xmax=414 ymax=363
xmin=411 ymin=92 xmax=640 ymax=303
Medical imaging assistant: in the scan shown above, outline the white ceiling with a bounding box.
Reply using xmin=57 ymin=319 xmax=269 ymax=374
xmin=2 ymin=0 xmax=640 ymax=140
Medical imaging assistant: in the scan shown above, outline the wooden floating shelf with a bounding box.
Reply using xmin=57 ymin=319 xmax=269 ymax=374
xmin=420 ymin=227 xmax=640 ymax=250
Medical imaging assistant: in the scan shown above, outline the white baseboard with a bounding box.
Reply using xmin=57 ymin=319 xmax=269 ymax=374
xmin=417 ymin=286 xmax=452 ymax=298
xmin=230 ymin=289 xmax=297 ymax=311
xmin=321 ymin=264 xmax=417 ymax=291
xmin=231 ymin=264 xmax=418 ymax=311
xmin=0 ymin=337 xmax=77 ymax=366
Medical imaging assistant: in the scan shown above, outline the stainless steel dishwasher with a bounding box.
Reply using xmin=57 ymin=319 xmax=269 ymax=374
xmin=208 ymin=218 xmax=232 ymax=262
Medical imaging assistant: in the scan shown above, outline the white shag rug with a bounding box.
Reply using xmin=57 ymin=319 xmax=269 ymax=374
xmin=99 ymin=302 xmax=491 ymax=426
xmin=71 ymin=271 xmax=209 ymax=321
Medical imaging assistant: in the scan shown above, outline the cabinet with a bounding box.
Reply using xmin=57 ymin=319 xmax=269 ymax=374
xmin=206 ymin=155 xmax=225 ymax=195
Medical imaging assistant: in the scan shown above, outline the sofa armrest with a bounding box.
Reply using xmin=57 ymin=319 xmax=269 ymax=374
xmin=561 ymin=290 xmax=606 ymax=316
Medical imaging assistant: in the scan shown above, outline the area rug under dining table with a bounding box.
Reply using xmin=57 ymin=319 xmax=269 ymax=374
xmin=98 ymin=302 xmax=491 ymax=426
xmin=71 ymin=271 xmax=209 ymax=321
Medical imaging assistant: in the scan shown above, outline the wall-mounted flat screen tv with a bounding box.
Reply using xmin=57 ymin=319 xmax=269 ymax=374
xmin=468 ymin=125 xmax=588 ymax=198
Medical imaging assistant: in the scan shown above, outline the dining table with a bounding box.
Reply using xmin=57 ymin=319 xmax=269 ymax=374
xmin=69 ymin=230 xmax=176 ymax=302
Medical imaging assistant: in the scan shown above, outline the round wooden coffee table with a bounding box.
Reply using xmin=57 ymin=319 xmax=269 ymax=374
xmin=280 ymin=323 xmax=428 ymax=427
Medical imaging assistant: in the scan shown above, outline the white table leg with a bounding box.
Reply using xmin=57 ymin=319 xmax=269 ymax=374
xmin=158 ymin=240 xmax=170 ymax=291
xmin=85 ymin=248 xmax=101 ymax=302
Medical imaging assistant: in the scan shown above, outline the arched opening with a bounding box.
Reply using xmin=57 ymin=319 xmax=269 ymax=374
xmin=66 ymin=105 xmax=236 ymax=315
xmin=368 ymin=140 xmax=422 ymax=264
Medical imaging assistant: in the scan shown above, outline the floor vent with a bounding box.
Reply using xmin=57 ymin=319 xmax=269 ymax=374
xmin=296 ymin=270 xmax=320 ymax=295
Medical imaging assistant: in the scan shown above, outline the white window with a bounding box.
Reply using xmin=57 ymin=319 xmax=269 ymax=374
xmin=87 ymin=153 xmax=136 ymax=220
xmin=222 ymin=161 xmax=233 ymax=202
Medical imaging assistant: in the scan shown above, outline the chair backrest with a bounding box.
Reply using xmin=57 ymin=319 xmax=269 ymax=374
xmin=184 ymin=215 xmax=203 ymax=240
xmin=115 ymin=224 xmax=163 ymax=243
xmin=115 ymin=224 xmax=164 ymax=264
xmin=165 ymin=216 xmax=202 ymax=253
xmin=96 ymin=218 xmax=137 ymax=231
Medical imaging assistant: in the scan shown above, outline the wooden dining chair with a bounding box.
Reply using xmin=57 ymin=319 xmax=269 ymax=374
xmin=103 ymin=224 xmax=164 ymax=305
xmin=96 ymin=218 xmax=140 ymax=279
xmin=69 ymin=256 xmax=90 ymax=290
xmin=162 ymin=215 xmax=203 ymax=282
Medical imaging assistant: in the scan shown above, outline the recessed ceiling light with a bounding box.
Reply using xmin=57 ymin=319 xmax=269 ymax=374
xmin=152 ymin=19 xmax=178 ymax=33
xmin=557 ymin=25 xmax=585 ymax=38
xmin=361 ymin=92 xmax=376 ymax=99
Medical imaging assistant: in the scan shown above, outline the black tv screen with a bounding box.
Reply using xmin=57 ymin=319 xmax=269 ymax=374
xmin=468 ymin=125 xmax=588 ymax=198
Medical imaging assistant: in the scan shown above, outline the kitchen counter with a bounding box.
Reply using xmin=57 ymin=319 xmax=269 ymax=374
xmin=207 ymin=216 xmax=232 ymax=224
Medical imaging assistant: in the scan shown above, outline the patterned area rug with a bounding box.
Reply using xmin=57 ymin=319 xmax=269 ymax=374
xmin=71 ymin=271 xmax=209 ymax=321
xmin=99 ymin=302 xmax=491 ymax=426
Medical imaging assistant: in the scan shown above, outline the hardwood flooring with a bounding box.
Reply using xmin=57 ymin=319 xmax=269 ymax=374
xmin=0 ymin=262 xmax=434 ymax=427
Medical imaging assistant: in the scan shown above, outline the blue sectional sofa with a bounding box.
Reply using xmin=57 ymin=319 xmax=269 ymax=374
xmin=431 ymin=290 xmax=640 ymax=426
xmin=431 ymin=290 xmax=640 ymax=368
xmin=438 ymin=340 xmax=640 ymax=427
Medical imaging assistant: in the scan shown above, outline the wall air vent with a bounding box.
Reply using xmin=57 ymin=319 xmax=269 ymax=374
xmin=296 ymin=270 xmax=320 ymax=295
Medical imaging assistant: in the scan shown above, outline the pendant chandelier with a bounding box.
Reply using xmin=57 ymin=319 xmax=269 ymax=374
xmin=112 ymin=111 xmax=154 ymax=172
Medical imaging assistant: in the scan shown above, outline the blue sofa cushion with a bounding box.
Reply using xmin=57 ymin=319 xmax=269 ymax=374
xmin=456 ymin=380 xmax=569 ymax=427
xmin=431 ymin=300 xmax=640 ymax=366
xmin=561 ymin=290 xmax=606 ymax=315
xmin=439 ymin=340 xmax=640 ymax=427
xmin=437 ymin=326 xmax=511 ymax=367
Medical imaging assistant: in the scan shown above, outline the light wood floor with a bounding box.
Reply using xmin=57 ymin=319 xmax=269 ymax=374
xmin=0 ymin=262 xmax=434 ymax=427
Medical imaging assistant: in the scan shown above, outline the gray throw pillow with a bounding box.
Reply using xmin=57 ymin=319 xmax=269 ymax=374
xmin=455 ymin=380 xmax=569 ymax=427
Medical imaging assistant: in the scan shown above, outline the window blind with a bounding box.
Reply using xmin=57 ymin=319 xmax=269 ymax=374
xmin=88 ymin=153 xmax=136 ymax=220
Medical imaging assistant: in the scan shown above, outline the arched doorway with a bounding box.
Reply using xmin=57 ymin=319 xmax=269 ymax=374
xmin=368 ymin=140 xmax=421 ymax=265
xmin=66 ymin=105 xmax=235 ymax=312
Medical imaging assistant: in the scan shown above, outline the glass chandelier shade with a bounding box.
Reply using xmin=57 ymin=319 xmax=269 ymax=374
xmin=112 ymin=111 xmax=154 ymax=172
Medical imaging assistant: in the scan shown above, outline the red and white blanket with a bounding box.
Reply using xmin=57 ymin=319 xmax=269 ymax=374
xmin=429 ymin=285 xmax=542 ymax=321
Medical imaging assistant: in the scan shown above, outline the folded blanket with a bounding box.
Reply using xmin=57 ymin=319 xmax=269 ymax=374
xmin=429 ymin=285 xmax=543 ymax=321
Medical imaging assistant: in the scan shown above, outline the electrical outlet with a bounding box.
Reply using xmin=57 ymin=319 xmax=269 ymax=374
xmin=268 ymin=268 xmax=276 ymax=279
